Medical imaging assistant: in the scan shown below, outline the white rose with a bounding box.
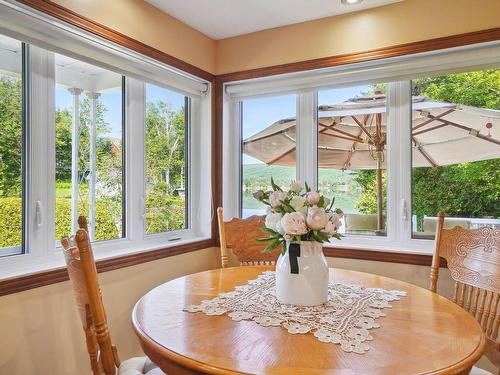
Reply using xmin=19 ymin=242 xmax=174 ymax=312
xmin=281 ymin=212 xmax=307 ymax=236
xmin=305 ymin=191 xmax=320 ymax=205
xmin=269 ymin=191 xmax=287 ymax=208
xmin=289 ymin=196 xmax=307 ymax=214
xmin=275 ymin=220 xmax=285 ymax=235
xmin=306 ymin=207 xmax=329 ymax=230
xmin=290 ymin=180 xmax=304 ymax=193
xmin=265 ymin=213 xmax=282 ymax=232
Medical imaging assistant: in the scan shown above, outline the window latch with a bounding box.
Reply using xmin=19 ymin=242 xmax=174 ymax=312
xmin=35 ymin=201 xmax=43 ymax=227
xmin=401 ymin=198 xmax=408 ymax=221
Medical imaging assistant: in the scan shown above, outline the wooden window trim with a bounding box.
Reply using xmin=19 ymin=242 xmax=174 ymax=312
xmin=323 ymin=247 xmax=446 ymax=268
xmin=0 ymin=239 xmax=216 ymax=296
xmin=0 ymin=0 xmax=494 ymax=296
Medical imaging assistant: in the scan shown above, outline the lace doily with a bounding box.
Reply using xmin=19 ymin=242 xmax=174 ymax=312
xmin=184 ymin=271 xmax=406 ymax=354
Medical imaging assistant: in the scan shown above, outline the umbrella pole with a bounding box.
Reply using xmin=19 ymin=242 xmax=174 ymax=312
xmin=375 ymin=148 xmax=384 ymax=232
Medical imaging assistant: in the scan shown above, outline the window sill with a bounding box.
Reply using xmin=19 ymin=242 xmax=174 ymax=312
xmin=0 ymin=236 xmax=215 ymax=297
xmin=323 ymin=242 xmax=446 ymax=267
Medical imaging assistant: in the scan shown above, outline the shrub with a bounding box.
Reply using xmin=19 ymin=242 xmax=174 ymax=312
xmin=0 ymin=197 xmax=22 ymax=247
xmin=0 ymin=197 xmax=120 ymax=248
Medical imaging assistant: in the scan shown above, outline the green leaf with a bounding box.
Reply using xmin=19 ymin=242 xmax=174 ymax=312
xmin=261 ymin=227 xmax=279 ymax=236
xmin=281 ymin=199 xmax=296 ymax=213
xmin=270 ymin=177 xmax=283 ymax=191
xmin=317 ymin=196 xmax=325 ymax=208
xmin=304 ymin=181 xmax=311 ymax=193
xmin=327 ymin=197 xmax=335 ymax=211
xmin=255 ymin=237 xmax=273 ymax=242
xmin=263 ymin=238 xmax=280 ymax=252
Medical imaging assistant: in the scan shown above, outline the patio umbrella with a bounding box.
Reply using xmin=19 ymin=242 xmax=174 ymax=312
xmin=243 ymin=94 xmax=500 ymax=231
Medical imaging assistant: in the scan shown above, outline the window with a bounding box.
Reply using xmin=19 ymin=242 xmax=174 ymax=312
xmin=241 ymin=94 xmax=297 ymax=218
xmin=55 ymin=53 xmax=124 ymax=242
xmin=0 ymin=35 xmax=24 ymax=257
xmin=318 ymin=84 xmax=387 ymax=236
xmin=145 ymin=84 xmax=188 ymax=234
xmin=411 ymin=69 xmax=500 ymax=239
xmin=225 ymin=44 xmax=499 ymax=253
xmin=0 ymin=3 xmax=212 ymax=278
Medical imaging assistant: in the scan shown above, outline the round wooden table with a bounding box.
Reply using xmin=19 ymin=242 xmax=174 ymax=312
xmin=132 ymin=266 xmax=485 ymax=374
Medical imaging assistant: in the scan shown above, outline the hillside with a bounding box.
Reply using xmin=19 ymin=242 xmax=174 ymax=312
xmin=242 ymin=163 xmax=363 ymax=212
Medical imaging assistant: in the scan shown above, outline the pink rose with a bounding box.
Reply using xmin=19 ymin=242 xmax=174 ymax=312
xmin=281 ymin=212 xmax=307 ymax=236
xmin=306 ymin=191 xmax=320 ymax=205
xmin=269 ymin=191 xmax=287 ymax=208
xmin=325 ymin=221 xmax=337 ymax=234
xmin=306 ymin=207 xmax=328 ymax=230
xmin=328 ymin=213 xmax=343 ymax=232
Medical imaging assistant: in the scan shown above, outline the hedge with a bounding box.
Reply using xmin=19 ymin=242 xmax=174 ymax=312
xmin=0 ymin=194 xmax=186 ymax=249
xmin=0 ymin=197 xmax=120 ymax=248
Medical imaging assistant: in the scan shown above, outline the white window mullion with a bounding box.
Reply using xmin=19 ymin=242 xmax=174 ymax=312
xmin=386 ymin=81 xmax=412 ymax=243
xmin=190 ymin=91 xmax=212 ymax=237
xmin=397 ymin=81 xmax=413 ymax=243
xmin=125 ymin=77 xmax=145 ymax=242
xmin=296 ymin=92 xmax=318 ymax=190
xmin=28 ymin=45 xmax=55 ymax=256
xmin=222 ymin=97 xmax=242 ymax=219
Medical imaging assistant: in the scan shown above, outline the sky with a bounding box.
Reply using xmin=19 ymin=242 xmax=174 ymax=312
xmin=241 ymin=84 xmax=371 ymax=164
xmin=55 ymin=82 xmax=186 ymax=139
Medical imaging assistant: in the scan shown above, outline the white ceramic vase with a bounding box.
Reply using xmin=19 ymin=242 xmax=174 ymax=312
xmin=275 ymin=241 xmax=329 ymax=306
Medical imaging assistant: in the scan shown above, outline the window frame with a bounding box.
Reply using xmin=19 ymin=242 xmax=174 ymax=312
xmin=224 ymin=49 xmax=500 ymax=255
xmin=0 ymin=28 xmax=212 ymax=280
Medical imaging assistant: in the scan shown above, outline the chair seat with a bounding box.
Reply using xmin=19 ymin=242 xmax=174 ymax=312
xmin=118 ymin=357 xmax=165 ymax=375
xmin=469 ymin=365 xmax=494 ymax=375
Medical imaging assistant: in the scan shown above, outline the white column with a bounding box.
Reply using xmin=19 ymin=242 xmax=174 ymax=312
xmin=87 ymin=92 xmax=100 ymax=241
xmin=68 ymin=88 xmax=82 ymax=234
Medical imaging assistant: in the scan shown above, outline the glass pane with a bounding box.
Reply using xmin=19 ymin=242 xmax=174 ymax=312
xmin=411 ymin=69 xmax=500 ymax=239
xmin=145 ymin=84 xmax=188 ymax=234
xmin=0 ymin=35 xmax=23 ymax=256
xmin=55 ymin=54 xmax=124 ymax=242
xmin=318 ymin=84 xmax=387 ymax=236
xmin=241 ymin=94 xmax=297 ymax=218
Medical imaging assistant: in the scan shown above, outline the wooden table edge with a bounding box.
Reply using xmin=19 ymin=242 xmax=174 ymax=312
xmin=132 ymin=301 xmax=246 ymax=375
xmin=131 ymin=267 xmax=488 ymax=375
xmin=431 ymin=329 xmax=486 ymax=375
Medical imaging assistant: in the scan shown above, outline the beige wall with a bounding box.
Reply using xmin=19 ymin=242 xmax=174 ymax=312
xmin=0 ymin=247 xmax=220 ymax=375
xmin=215 ymin=0 xmax=500 ymax=74
xmin=51 ymin=0 xmax=217 ymax=74
xmin=47 ymin=0 xmax=500 ymax=75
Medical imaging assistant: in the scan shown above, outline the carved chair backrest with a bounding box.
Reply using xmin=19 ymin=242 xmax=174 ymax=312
xmin=430 ymin=212 xmax=500 ymax=370
xmin=217 ymin=207 xmax=281 ymax=267
xmin=61 ymin=216 xmax=120 ymax=375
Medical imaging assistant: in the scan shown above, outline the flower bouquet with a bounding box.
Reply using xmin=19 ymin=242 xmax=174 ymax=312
xmin=254 ymin=178 xmax=343 ymax=254
xmin=253 ymin=178 xmax=343 ymax=306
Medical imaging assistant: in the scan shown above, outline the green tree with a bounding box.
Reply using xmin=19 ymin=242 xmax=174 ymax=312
xmin=145 ymin=100 xmax=186 ymax=233
xmin=0 ymin=76 xmax=22 ymax=196
xmin=356 ymin=70 xmax=500 ymax=227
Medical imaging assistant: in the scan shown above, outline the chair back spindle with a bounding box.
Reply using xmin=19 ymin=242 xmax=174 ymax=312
xmin=430 ymin=212 xmax=500 ymax=371
xmin=217 ymin=207 xmax=281 ymax=267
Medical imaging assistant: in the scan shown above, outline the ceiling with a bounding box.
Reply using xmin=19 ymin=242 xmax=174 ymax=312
xmin=145 ymin=0 xmax=403 ymax=40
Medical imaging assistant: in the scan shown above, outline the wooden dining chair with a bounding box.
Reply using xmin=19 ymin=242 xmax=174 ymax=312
xmin=430 ymin=212 xmax=500 ymax=375
xmin=61 ymin=216 xmax=165 ymax=375
xmin=217 ymin=207 xmax=281 ymax=268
